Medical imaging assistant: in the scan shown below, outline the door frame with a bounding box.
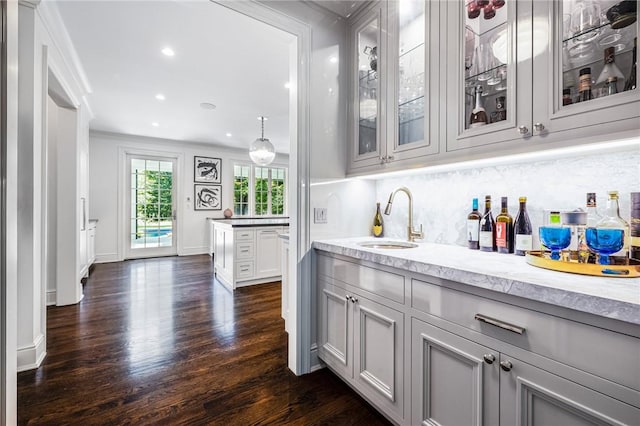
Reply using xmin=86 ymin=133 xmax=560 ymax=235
xmin=118 ymin=147 xmax=183 ymax=260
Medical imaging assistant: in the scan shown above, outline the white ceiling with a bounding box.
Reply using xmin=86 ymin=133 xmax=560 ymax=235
xmin=55 ymin=0 xmax=295 ymax=154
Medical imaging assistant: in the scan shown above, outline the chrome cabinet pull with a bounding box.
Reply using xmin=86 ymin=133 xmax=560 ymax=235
xmin=518 ymin=125 xmax=529 ymax=135
xmin=533 ymin=122 xmax=545 ymax=132
xmin=350 ymin=296 xmax=358 ymax=303
xmin=475 ymin=313 xmax=525 ymax=335
xmin=483 ymin=354 xmax=495 ymax=364
xmin=500 ymin=360 xmax=513 ymax=372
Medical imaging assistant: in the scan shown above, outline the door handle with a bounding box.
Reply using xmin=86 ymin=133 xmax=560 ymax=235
xmin=172 ymin=210 xmax=177 ymax=220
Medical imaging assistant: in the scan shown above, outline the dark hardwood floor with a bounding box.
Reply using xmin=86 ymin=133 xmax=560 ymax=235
xmin=18 ymin=255 xmax=391 ymax=425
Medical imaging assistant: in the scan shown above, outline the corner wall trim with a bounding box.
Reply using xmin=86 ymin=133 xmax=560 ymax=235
xmin=17 ymin=334 xmax=46 ymax=372
xmin=94 ymin=253 xmax=120 ymax=264
xmin=46 ymin=290 xmax=56 ymax=306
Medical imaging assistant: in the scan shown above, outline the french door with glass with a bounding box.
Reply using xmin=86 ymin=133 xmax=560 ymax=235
xmin=126 ymin=155 xmax=177 ymax=258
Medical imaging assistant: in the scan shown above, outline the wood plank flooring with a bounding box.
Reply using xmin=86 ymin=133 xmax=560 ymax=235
xmin=18 ymin=255 xmax=391 ymax=425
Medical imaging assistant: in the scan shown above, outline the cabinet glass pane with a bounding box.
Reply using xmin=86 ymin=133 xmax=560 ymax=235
xmin=358 ymin=19 xmax=379 ymax=155
xmin=398 ymin=0 xmax=425 ymax=145
xmin=561 ymin=0 xmax=637 ymax=105
xmin=464 ymin=0 xmax=508 ymax=130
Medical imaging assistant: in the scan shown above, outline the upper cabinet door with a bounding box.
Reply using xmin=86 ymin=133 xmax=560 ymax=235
xmin=532 ymin=0 xmax=639 ymax=137
xmin=446 ymin=0 xmax=534 ymax=152
xmin=350 ymin=3 xmax=386 ymax=169
xmin=387 ymin=0 xmax=439 ymax=162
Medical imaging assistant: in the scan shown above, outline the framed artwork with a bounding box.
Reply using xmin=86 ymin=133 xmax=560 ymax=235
xmin=194 ymin=184 xmax=222 ymax=211
xmin=194 ymin=156 xmax=221 ymax=183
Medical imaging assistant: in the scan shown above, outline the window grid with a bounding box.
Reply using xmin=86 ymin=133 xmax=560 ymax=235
xmin=233 ymin=164 xmax=287 ymax=217
xmin=233 ymin=165 xmax=250 ymax=216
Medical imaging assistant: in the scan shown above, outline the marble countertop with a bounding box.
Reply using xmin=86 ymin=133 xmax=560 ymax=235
xmin=313 ymin=237 xmax=640 ymax=325
xmin=209 ymin=217 xmax=289 ymax=227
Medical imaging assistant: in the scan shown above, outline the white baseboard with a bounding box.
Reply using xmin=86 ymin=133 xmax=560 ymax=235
xmin=180 ymin=246 xmax=209 ymax=256
xmin=17 ymin=333 xmax=46 ymax=372
xmin=46 ymin=289 xmax=56 ymax=306
xmin=95 ymin=253 xmax=120 ymax=263
xmin=310 ymin=343 xmax=323 ymax=372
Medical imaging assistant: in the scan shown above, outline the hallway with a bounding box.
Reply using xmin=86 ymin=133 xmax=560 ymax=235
xmin=17 ymin=255 xmax=390 ymax=425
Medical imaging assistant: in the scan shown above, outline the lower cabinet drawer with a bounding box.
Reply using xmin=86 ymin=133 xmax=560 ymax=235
xmin=411 ymin=278 xmax=640 ymax=393
xmin=235 ymin=229 xmax=255 ymax=241
xmin=236 ymin=261 xmax=254 ymax=280
xmin=235 ymin=242 xmax=254 ymax=260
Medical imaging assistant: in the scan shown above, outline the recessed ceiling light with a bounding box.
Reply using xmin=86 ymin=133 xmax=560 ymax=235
xmin=161 ymin=47 xmax=175 ymax=57
xmin=155 ymin=94 xmax=165 ymax=101
xmin=284 ymin=82 xmax=291 ymax=89
xmin=226 ymin=132 xmax=233 ymax=137
xmin=152 ymin=122 xmax=159 ymax=127
xmin=329 ymin=56 xmax=338 ymax=63
xmin=200 ymin=102 xmax=217 ymax=110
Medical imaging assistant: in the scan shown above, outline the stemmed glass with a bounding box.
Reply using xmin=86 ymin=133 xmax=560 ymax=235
xmin=539 ymin=227 xmax=572 ymax=260
xmin=585 ymin=228 xmax=625 ymax=265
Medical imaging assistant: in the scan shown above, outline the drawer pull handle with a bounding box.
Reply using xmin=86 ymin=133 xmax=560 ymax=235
xmin=475 ymin=314 xmax=525 ymax=335
xmin=483 ymin=354 xmax=495 ymax=364
xmin=500 ymin=360 xmax=513 ymax=372
xmin=350 ymin=296 xmax=358 ymax=304
xmin=346 ymin=295 xmax=351 ymax=301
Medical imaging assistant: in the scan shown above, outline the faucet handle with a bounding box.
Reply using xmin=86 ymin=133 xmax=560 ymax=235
xmin=411 ymin=224 xmax=424 ymax=241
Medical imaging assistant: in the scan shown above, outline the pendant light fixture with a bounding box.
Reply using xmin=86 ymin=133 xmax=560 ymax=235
xmin=249 ymin=116 xmax=276 ymax=166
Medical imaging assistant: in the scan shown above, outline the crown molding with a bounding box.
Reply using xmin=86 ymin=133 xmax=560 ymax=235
xmin=35 ymin=1 xmax=93 ymax=113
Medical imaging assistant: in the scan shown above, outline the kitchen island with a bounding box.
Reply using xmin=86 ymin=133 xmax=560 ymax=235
xmin=209 ymin=217 xmax=289 ymax=291
xmin=313 ymin=237 xmax=640 ymax=425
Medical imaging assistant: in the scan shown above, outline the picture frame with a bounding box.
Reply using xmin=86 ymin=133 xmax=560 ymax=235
xmin=194 ymin=184 xmax=222 ymax=211
xmin=194 ymin=156 xmax=221 ymax=183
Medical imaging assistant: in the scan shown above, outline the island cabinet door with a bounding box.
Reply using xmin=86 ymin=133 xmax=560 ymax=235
xmin=353 ymin=295 xmax=405 ymax=423
xmin=317 ymin=279 xmax=352 ymax=379
xmin=255 ymin=228 xmax=281 ymax=278
xmin=499 ymin=353 xmax=640 ymax=426
xmin=411 ymin=318 xmax=500 ymax=426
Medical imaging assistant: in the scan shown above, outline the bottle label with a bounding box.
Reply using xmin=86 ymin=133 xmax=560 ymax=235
xmin=479 ymin=231 xmax=493 ymax=248
xmin=373 ymin=225 xmax=383 ymax=238
xmin=496 ymin=223 xmax=507 ymax=248
xmin=515 ymin=234 xmax=533 ymax=252
xmin=467 ymin=220 xmax=479 ymax=242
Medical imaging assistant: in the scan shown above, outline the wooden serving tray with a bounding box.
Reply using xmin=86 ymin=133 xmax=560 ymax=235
xmin=525 ymin=251 xmax=640 ymax=278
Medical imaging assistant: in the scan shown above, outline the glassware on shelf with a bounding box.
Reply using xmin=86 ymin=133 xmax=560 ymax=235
xmin=539 ymin=226 xmax=572 ymax=260
xmin=490 ymin=96 xmax=506 ymax=122
xmin=571 ymin=0 xmax=602 ymax=43
xmin=605 ymin=0 xmax=637 ymax=30
xmin=476 ymin=44 xmax=490 ymax=81
xmin=624 ymin=37 xmax=637 ymax=91
xmin=585 ymin=228 xmax=625 ymax=265
xmin=596 ymin=47 xmax=625 ymax=85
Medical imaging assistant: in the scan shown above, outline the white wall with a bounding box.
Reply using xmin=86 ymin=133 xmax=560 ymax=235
xmin=89 ymin=131 xmax=289 ymax=261
xmin=375 ymin=145 xmax=640 ymax=248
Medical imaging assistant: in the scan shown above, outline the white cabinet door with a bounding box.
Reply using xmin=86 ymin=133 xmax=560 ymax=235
xmin=88 ymin=225 xmax=96 ymax=265
xmin=318 ymin=278 xmax=352 ymax=379
xmin=353 ymin=294 xmax=405 ymax=422
xmin=500 ymin=353 xmax=640 ymax=426
xmin=412 ymin=318 xmax=500 ymax=426
xmin=255 ymin=228 xmax=281 ymax=278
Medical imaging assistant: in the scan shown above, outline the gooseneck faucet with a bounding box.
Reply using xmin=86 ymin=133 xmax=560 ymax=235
xmin=384 ymin=187 xmax=424 ymax=242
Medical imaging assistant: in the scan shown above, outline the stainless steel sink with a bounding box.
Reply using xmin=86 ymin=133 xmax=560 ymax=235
xmin=357 ymin=241 xmax=419 ymax=249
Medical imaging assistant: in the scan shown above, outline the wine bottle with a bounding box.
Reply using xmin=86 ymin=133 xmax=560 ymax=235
xmin=630 ymin=192 xmax=640 ymax=264
xmin=495 ymin=197 xmax=514 ymax=254
xmin=577 ymin=67 xmax=593 ymax=102
xmin=514 ymin=196 xmax=532 ymax=256
xmin=479 ymin=195 xmax=496 ymax=252
xmin=372 ymin=202 xmax=384 ymax=238
xmin=467 ymin=198 xmax=481 ymax=250
xmin=624 ymin=37 xmax=636 ymax=92
xmin=582 ymin=192 xmax=601 ymax=263
xmin=596 ymin=191 xmax=630 ymax=265
xmin=469 ymin=86 xmax=488 ymax=128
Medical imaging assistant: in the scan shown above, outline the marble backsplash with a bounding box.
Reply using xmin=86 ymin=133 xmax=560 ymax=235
xmin=375 ymin=147 xmax=640 ymax=248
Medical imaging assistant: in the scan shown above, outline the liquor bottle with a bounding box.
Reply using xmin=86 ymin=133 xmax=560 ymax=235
xmin=562 ymin=88 xmax=573 ymax=106
xmin=479 ymin=195 xmax=496 ymax=252
xmin=630 ymin=192 xmax=640 ymax=264
xmin=467 ymin=198 xmax=481 ymax=250
xmin=514 ymin=197 xmax=533 ymax=256
xmin=595 ymin=191 xmax=629 ymax=265
xmin=577 ymin=67 xmax=593 ymax=102
xmin=624 ymin=37 xmax=637 ymax=92
xmin=496 ymin=197 xmax=514 ymax=253
xmin=596 ymin=47 xmax=624 ymax=94
xmin=582 ymin=192 xmax=601 ymax=263
xmin=372 ymin=202 xmax=384 ymax=238
xmin=469 ymin=86 xmax=488 ymax=128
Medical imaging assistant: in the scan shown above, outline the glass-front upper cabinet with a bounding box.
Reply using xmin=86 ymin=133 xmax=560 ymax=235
xmin=351 ymin=4 xmax=384 ymax=167
xmin=446 ymin=0 xmax=533 ymax=152
xmin=533 ymin=0 xmax=639 ymax=135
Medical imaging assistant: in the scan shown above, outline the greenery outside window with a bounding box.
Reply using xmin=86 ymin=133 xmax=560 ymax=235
xmin=233 ymin=163 xmax=287 ymax=217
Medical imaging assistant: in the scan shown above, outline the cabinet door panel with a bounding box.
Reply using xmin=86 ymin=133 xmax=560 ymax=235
xmin=255 ymin=229 xmax=281 ymax=278
xmin=412 ymin=318 xmax=499 ymax=426
xmin=318 ymin=281 xmax=352 ymax=378
xmin=354 ymin=296 xmax=404 ymax=421
xmin=500 ymin=353 xmax=640 ymax=426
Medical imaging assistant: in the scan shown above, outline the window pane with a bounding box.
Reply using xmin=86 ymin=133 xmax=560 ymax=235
xmin=233 ymin=164 xmax=250 ymax=216
xmin=271 ymin=167 xmax=285 ymax=215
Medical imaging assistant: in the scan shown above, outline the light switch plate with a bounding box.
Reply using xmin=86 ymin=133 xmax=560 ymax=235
xmin=314 ymin=207 xmax=327 ymax=224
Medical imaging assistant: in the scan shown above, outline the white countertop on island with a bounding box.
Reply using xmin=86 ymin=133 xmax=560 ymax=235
xmin=313 ymin=237 xmax=640 ymax=325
